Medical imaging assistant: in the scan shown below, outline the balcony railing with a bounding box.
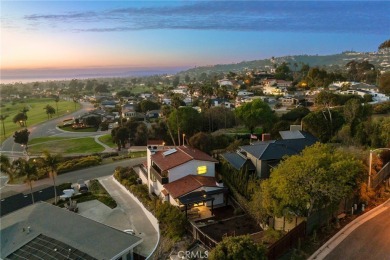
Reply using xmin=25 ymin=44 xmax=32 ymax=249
xmin=150 ymin=165 xmax=169 ymax=184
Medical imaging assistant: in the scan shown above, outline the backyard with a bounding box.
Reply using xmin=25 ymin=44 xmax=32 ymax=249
xmin=198 ymin=214 xmax=262 ymax=242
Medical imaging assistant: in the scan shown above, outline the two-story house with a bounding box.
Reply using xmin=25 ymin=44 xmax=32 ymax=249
xmin=134 ymin=146 xmax=227 ymax=213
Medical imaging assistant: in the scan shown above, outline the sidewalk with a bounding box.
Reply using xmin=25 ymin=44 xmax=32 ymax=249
xmin=309 ymin=198 xmax=390 ymax=260
xmin=94 ymin=135 xmax=116 ymax=153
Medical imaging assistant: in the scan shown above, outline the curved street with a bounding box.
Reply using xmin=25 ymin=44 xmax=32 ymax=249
xmin=0 ymin=157 xmax=144 ymax=194
xmin=310 ymin=199 xmax=390 ymax=260
xmin=0 ymin=101 xmax=107 ymax=158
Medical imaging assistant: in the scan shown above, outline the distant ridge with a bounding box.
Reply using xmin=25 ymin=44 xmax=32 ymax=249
xmin=178 ymin=50 xmax=390 ymax=76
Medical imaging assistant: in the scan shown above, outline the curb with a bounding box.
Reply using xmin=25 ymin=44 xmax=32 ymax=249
xmin=308 ymin=198 xmax=390 ymax=260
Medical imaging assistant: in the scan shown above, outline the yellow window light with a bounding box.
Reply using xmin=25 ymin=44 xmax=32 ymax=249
xmin=197 ymin=166 xmax=207 ymax=175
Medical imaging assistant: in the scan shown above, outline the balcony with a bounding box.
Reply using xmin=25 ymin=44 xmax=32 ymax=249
xmin=150 ymin=164 xmax=169 ymax=184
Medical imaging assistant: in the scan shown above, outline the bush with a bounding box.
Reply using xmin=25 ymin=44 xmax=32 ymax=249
xmin=57 ymin=182 xmax=72 ymax=191
xmin=114 ymin=166 xmax=138 ymax=185
xmin=57 ymin=156 xmax=102 ymax=173
xmin=373 ymin=101 xmax=390 ymax=114
xmin=155 ymin=202 xmax=187 ymax=240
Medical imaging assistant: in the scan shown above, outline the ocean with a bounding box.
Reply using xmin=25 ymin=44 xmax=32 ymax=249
xmin=0 ymin=67 xmax=189 ymax=84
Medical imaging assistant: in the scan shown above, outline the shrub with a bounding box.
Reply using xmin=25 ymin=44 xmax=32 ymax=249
xmin=57 ymin=156 xmax=102 ymax=173
xmin=155 ymin=202 xmax=187 ymax=240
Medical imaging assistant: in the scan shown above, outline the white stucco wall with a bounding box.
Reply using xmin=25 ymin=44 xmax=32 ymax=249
xmin=168 ymin=160 xmax=216 ymax=183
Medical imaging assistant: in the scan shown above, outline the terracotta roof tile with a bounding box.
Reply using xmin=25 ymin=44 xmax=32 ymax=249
xmin=163 ymin=175 xmax=217 ymax=199
xmin=151 ymin=146 xmax=217 ymax=171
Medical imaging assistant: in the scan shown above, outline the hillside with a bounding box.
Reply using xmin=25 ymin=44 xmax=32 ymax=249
xmin=178 ymin=50 xmax=390 ymax=78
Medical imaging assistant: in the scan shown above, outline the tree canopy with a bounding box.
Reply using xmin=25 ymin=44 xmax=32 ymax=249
xmin=209 ymin=235 xmax=266 ymax=260
xmin=378 ymin=71 xmax=390 ymax=95
xmin=168 ymin=107 xmax=202 ymax=137
xmin=253 ymin=143 xmax=363 ymax=219
xmin=235 ymin=99 xmax=276 ymax=133
xmin=13 ymin=129 xmax=30 ymax=146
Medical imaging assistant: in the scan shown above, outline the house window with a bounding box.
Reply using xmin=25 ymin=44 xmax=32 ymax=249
xmin=197 ymin=166 xmax=207 ymax=175
xmin=151 ymin=173 xmax=157 ymax=182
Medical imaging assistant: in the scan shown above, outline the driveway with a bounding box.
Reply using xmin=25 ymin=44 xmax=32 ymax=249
xmin=98 ymin=176 xmax=158 ymax=258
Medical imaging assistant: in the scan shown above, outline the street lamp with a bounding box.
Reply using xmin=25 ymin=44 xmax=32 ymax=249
xmin=182 ymin=133 xmax=186 ymax=146
xmin=368 ymin=148 xmax=390 ymax=188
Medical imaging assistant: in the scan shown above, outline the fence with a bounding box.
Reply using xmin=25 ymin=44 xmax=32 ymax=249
xmin=267 ymin=221 xmax=307 ymax=260
xmin=187 ymin=222 xmax=219 ymax=249
xmin=372 ymin=161 xmax=390 ymax=189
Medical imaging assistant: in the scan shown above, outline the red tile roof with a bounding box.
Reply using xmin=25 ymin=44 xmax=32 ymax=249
xmin=163 ymin=175 xmax=218 ymax=199
xmin=151 ymin=146 xmax=218 ymax=171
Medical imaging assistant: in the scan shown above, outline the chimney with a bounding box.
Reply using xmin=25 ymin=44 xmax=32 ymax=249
xmin=262 ymin=133 xmax=271 ymax=142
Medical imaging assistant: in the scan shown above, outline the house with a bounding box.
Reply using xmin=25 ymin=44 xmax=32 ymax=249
xmin=220 ymin=152 xmax=256 ymax=174
xmin=263 ymin=85 xmax=287 ymax=95
xmin=0 ymin=202 xmax=142 ymax=260
xmin=101 ymin=100 xmax=117 ymax=108
xmin=122 ymin=107 xmax=137 ymax=119
xmin=280 ymin=96 xmax=299 ymax=106
xmin=146 ymin=110 xmax=161 ymax=119
xmin=263 ymin=79 xmax=292 ymax=88
xmin=133 ymin=146 xmax=227 ymax=214
xmin=210 ymin=98 xmax=234 ymax=108
xmin=223 ymin=130 xmax=317 ymax=179
xmin=237 ymin=91 xmax=254 ymax=97
xmin=140 ymin=93 xmax=153 ymax=99
xmin=172 ymin=88 xmax=187 ymax=95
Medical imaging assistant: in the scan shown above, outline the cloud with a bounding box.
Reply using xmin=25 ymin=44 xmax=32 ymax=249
xmin=22 ymin=1 xmax=390 ymax=34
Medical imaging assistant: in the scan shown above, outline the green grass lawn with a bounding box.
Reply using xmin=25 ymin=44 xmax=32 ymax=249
xmin=28 ymin=137 xmax=104 ymax=155
xmin=28 ymin=136 xmax=70 ymax=145
xmin=0 ymin=98 xmax=81 ymax=143
xmin=98 ymin=134 xmax=116 ymax=148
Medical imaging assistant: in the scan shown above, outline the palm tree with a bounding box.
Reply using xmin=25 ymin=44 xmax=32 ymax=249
xmin=21 ymin=107 xmax=29 ymax=127
xmin=13 ymin=113 xmax=27 ymax=127
xmin=0 ymin=114 xmax=9 ymax=136
xmin=0 ymin=154 xmax=14 ymax=182
xmin=54 ymin=96 xmax=60 ymax=115
xmin=14 ymin=158 xmax=37 ymax=204
xmin=171 ymin=94 xmax=184 ymax=145
xmin=44 ymin=104 xmax=56 ymax=119
xmin=42 ymin=151 xmax=62 ymax=204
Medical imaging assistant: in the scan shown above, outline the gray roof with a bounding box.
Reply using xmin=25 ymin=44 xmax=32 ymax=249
xmin=220 ymin=152 xmax=255 ymax=171
xmin=241 ymin=131 xmax=317 ymax=160
xmin=221 ymin=152 xmax=246 ymax=170
xmin=279 ymin=130 xmax=305 ymax=140
xmin=1 ymin=202 xmax=142 ymax=260
xmin=241 ymin=142 xmax=298 ymax=160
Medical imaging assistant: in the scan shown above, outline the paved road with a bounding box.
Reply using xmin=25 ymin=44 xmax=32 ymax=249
xmin=321 ymin=199 xmax=390 ymax=260
xmin=309 ymin=199 xmax=390 ymax=260
xmin=99 ymin=176 xmax=158 ymax=257
xmin=0 ymin=157 xmax=145 ymax=196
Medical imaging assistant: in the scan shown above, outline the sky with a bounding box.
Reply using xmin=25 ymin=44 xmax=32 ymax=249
xmin=1 ymin=1 xmax=389 ymax=80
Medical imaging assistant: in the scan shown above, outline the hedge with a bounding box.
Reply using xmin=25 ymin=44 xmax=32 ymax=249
xmin=57 ymin=155 xmax=102 ymax=174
